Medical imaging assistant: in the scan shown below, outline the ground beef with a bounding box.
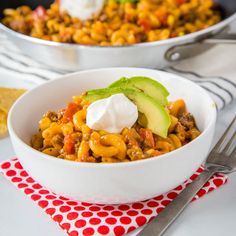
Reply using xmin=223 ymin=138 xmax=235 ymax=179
xmin=45 ymin=111 xmax=58 ymax=122
xmin=179 ymin=112 xmax=195 ymax=130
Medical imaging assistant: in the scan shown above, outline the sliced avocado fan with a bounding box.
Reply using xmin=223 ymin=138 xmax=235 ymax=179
xmin=109 ymin=76 xmax=169 ymax=106
xmin=83 ymin=87 xmax=171 ymax=138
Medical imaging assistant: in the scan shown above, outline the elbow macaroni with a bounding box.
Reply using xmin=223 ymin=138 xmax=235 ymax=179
xmin=31 ymin=95 xmax=201 ymax=163
xmin=2 ymin=0 xmax=221 ymax=46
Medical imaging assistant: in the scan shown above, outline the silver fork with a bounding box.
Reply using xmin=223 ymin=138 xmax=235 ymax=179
xmin=137 ymin=115 xmax=236 ymax=236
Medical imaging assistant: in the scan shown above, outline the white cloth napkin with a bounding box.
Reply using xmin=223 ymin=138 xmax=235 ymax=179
xmin=0 ymin=24 xmax=235 ymax=110
xmin=163 ymin=22 xmax=236 ymax=110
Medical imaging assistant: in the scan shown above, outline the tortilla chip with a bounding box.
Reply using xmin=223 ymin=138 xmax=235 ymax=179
xmin=0 ymin=109 xmax=8 ymax=136
xmin=0 ymin=87 xmax=26 ymax=137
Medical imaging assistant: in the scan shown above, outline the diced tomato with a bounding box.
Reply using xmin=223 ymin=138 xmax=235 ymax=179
xmin=64 ymin=134 xmax=75 ymax=155
xmin=139 ymin=128 xmax=155 ymax=148
xmin=155 ymin=9 xmax=168 ymax=25
xmin=62 ymin=102 xmax=79 ymax=123
xmin=170 ymin=32 xmax=178 ymax=38
xmin=138 ymin=19 xmax=151 ymax=32
xmin=33 ymin=6 xmax=47 ymax=21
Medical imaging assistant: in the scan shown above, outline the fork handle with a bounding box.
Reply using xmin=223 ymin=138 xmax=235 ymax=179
xmin=137 ymin=168 xmax=216 ymax=236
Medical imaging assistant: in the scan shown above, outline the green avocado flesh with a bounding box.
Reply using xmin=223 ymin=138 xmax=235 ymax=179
xmin=109 ymin=76 xmax=169 ymax=106
xmin=83 ymin=87 xmax=171 ymax=138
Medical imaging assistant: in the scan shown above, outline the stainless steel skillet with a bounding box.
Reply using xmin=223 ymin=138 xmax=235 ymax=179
xmin=0 ymin=0 xmax=236 ymax=71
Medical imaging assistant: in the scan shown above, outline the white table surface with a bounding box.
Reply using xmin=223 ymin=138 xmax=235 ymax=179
xmin=0 ymin=67 xmax=236 ymax=236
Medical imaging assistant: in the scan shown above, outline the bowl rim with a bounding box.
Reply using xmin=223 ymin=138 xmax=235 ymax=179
xmin=1 ymin=12 xmax=236 ymax=49
xmin=8 ymin=67 xmax=217 ymax=168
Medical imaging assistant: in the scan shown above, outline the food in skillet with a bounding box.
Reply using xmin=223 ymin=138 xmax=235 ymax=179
xmin=2 ymin=0 xmax=221 ymax=46
xmin=0 ymin=87 xmax=26 ymax=137
xmin=31 ymin=76 xmax=200 ymax=163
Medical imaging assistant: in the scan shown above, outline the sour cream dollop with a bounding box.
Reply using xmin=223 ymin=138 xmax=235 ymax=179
xmin=60 ymin=0 xmax=106 ymax=20
xmin=86 ymin=93 xmax=138 ymax=133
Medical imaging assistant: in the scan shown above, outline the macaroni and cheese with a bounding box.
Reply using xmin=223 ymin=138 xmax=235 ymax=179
xmin=2 ymin=0 xmax=221 ymax=46
xmin=31 ymin=93 xmax=200 ymax=163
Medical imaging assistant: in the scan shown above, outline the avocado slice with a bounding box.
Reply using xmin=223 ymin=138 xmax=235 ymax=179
xmin=83 ymin=87 xmax=171 ymax=137
xmin=109 ymin=76 xmax=169 ymax=106
xmin=127 ymin=91 xmax=171 ymax=138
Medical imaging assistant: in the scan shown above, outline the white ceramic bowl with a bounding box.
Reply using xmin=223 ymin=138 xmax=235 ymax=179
xmin=8 ymin=68 xmax=216 ymax=204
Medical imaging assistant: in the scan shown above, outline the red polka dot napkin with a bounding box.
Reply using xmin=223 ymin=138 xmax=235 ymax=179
xmin=1 ymin=158 xmax=227 ymax=236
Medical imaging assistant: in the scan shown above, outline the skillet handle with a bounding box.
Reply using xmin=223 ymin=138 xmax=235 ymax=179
xmin=165 ymin=33 xmax=236 ymax=62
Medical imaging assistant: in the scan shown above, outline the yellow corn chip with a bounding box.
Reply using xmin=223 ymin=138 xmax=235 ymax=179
xmin=0 ymin=87 xmax=26 ymax=137
xmin=0 ymin=109 xmax=7 ymax=136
